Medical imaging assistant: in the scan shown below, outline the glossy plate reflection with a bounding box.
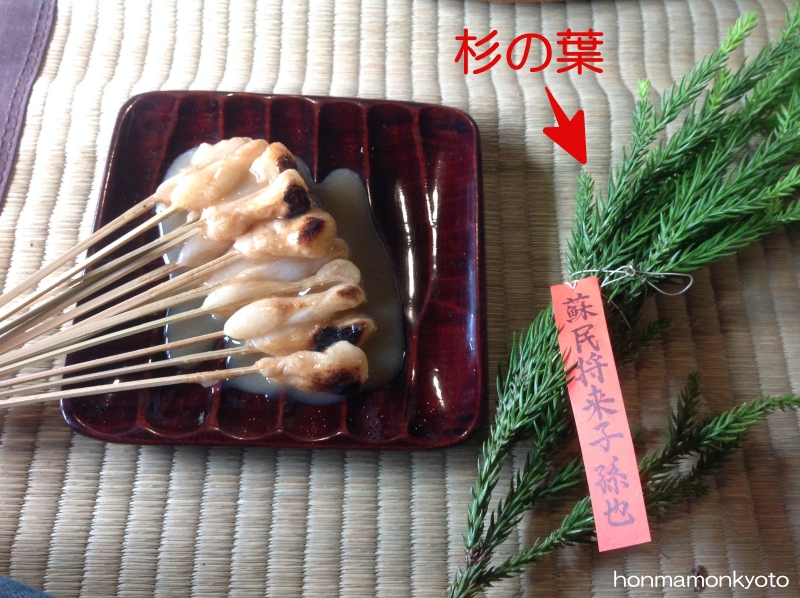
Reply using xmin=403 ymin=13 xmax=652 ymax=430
xmin=60 ymin=92 xmax=485 ymax=449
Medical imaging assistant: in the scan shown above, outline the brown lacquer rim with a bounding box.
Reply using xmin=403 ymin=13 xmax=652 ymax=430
xmin=60 ymin=92 xmax=486 ymax=450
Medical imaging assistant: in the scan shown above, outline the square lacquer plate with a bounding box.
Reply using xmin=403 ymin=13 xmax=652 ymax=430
xmin=61 ymin=92 xmax=485 ymax=449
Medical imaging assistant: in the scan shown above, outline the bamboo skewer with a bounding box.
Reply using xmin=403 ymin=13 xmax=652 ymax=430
xmin=77 ymin=252 xmax=238 ymax=327
xmin=0 ymin=223 xmax=196 ymax=346
xmin=3 ymin=249 xmax=238 ymax=355
xmin=0 ymin=264 xmax=360 ymax=378
xmin=28 ymin=273 xmax=222 ymax=348
xmin=0 ymin=207 xmax=187 ymax=326
xmin=53 ymin=216 xmax=199 ymax=297
xmin=58 ymin=280 xmax=226 ymax=344
xmin=0 ymin=139 xmax=361 ymax=408
xmin=0 ymin=331 xmax=226 ymax=390
xmin=0 ymin=345 xmax=256 ymax=398
xmin=0 ymin=262 xmax=180 ymax=355
xmin=0 ymin=306 xmax=210 ymax=377
xmin=74 ymin=215 xmax=199 ymax=284
xmin=0 ymin=219 xmax=207 ymax=352
xmin=0 ymin=365 xmax=263 ymax=408
xmin=0 ymin=195 xmax=161 ymax=312
xmin=3 ymin=256 xmax=348 ymax=369
xmin=0 ymin=288 xmax=220 ymax=374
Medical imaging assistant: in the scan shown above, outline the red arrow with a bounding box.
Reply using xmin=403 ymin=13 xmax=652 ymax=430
xmin=543 ymin=87 xmax=587 ymax=164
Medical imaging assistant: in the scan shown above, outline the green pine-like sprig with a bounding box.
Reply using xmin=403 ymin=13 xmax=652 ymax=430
xmin=446 ymin=5 xmax=800 ymax=597
xmin=448 ymin=377 xmax=800 ymax=597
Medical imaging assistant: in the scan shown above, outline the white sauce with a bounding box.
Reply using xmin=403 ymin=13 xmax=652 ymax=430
xmin=158 ymin=148 xmax=405 ymax=405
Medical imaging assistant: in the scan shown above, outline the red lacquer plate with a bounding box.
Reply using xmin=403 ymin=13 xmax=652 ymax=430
xmin=60 ymin=92 xmax=485 ymax=449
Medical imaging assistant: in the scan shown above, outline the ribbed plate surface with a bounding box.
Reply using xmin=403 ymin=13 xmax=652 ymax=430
xmin=60 ymin=91 xmax=485 ymax=449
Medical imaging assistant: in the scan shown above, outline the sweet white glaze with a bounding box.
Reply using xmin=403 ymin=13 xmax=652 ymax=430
xmin=305 ymin=167 xmax=405 ymax=393
xmin=158 ymin=147 xmax=405 ymax=404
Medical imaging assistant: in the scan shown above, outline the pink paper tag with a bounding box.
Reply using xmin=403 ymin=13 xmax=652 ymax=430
xmin=551 ymin=276 xmax=651 ymax=552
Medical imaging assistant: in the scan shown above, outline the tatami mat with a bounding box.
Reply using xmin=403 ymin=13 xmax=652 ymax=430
xmin=1 ymin=0 xmax=799 ymax=596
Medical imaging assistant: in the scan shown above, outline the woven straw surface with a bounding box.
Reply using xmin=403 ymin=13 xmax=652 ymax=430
xmin=1 ymin=0 xmax=800 ymax=596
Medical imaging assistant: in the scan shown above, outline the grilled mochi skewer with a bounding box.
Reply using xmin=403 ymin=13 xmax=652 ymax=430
xmin=202 ymin=259 xmax=376 ymax=357
xmin=0 ymin=137 xmax=273 ymax=348
xmin=255 ymin=341 xmax=369 ymax=395
xmin=0 ymin=340 xmax=369 ymax=406
xmin=203 ymin=258 xmax=375 ymax=354
xmin=247 ymin=313 xmax=376 ymax=357
xmin=202 ymin=239 xmax=349 ymax=285
xmin=203 ymin=259 xmax=360 ymax=315
xmin=172 ymin=152 xmax=319 ymax=268
xmin=159 ymin=141 xmax=370 ymax=393
xmin=156 ymin=138 xmax=269 ymax=210
xmin=202 ymin=170 xmax=311 ymax=241
xmin=0 ymin=138 xmax=329 ymax=357
xmin=0 ymin=274 xmax=375 ymax=401
xmin=0 ymin=137 xmax=375 ymax=402
xmin=0 ymin=138 xmax=266 ymax=320
xmin=179 ymin=204 xmax=337 ymax=268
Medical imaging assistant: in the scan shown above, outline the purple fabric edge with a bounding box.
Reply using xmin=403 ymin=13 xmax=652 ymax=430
xmin=0 ymin=0 xmax=57 ymax=208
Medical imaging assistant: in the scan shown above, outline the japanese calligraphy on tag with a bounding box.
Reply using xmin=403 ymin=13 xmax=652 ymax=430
xmin=550 ymin=276 xmax=650 ymax=552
